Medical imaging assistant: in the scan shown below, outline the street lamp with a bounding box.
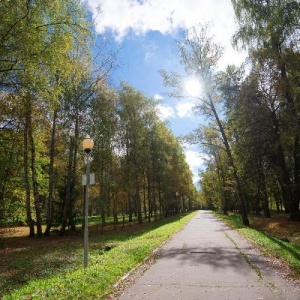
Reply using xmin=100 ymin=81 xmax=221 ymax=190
xmin=176 ymin=192 xmax=180 ymax=217
xmin=82 ymin=135 xmax=94 ymax=269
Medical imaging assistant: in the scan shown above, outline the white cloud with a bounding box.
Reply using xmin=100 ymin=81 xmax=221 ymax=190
xmin=85 ymin=0 xmax=233 ymax=39
xmin=156 ymin=104 xmax=175 ymax=120
xmin=154 ymin=94 xmax=163 ymax=100
xmin=157 ymin=100 xmax=197 ymax=120
xmin=185 ymin=150 xmax=205 ymax=169
xmin=176 ymin=101 xmax=195 ymax=118
xmin=84 ymin=0 xmax=245 ymax=66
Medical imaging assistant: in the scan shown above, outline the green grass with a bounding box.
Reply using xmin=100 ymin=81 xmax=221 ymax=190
xmin=2 ymin=212 xmax=196 ymax=300
xmin=214 ymin=212 xmax=300 ymax=278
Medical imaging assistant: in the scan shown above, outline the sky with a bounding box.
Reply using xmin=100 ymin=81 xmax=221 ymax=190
xmin=82 ymin=0 xmax=246 ymax=187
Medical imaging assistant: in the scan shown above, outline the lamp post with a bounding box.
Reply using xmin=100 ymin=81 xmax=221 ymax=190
xmin=176 ymin=192 xmax=180 ymax=218
xmin=82 ymin=135 xmax=94 ymax=269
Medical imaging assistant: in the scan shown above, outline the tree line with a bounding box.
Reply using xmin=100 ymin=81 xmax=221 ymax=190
xmin=2 ymin=0 xmax=299 ymax=235
xmin=162 ymin=0 xmax=300 ymax=225
xmin=0 ymin=0 xmax=198 ymax=237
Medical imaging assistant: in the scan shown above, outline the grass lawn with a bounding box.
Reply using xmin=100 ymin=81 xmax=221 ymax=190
xmin=214 ymin=211 xmax=300 ymax=279
xmin=0 ymin=212 xmax=196 ymax=299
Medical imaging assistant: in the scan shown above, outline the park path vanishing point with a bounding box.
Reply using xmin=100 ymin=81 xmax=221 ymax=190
xmin=116 ymin=211 xmax=299 ymax=300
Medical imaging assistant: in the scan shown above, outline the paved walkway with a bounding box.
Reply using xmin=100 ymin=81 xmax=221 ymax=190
xmin=118 ymin=211 xmax=299 ymax=300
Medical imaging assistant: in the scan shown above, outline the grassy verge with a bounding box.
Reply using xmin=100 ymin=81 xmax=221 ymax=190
xmin=214 ymin=212 xmax=300 ymax=279
xmin=2 ymin=212 xmax=196 ymax=300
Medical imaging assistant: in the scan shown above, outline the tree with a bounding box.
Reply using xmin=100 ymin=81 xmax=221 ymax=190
xmin=90 ymin=84 xmax=118 ymax=227
xmin=161 ymin=25 xmax=249 ymax=225
xmin=0 ymin=0 xmax=92 ymax=236
xmin=117 ymin=84 xmax=159 ymax=224
xmin=218 ymin=66 xmax=274 ymax=217
xmin=232 ymin=0 xmax=300 ymax=220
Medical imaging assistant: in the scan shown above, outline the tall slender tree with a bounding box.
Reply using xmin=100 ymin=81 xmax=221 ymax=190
xmin=232 ymin=0 xmax=300 ymax=220
xmin=161 ymin=25 xmax=249 ymax=225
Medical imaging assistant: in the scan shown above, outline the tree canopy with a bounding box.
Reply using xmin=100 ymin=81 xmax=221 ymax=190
xmin=161 ymin=1 xmax=300 ymax=223
xmin=0 ymin=1 xmax=198 ymax=236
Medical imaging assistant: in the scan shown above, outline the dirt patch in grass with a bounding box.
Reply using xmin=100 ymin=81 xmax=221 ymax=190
xmin=249 ymin=212 xmax=300 ymax=246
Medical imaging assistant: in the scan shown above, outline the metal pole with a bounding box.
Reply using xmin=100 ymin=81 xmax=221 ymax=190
xmin=84 ymin=152 xmax=90 ymax=269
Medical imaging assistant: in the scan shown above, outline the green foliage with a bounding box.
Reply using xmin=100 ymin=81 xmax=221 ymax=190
xmin=0 ymin=0 xmax=197 ymax=236
xmin=193 ymin=1 xmax=300 ymax=220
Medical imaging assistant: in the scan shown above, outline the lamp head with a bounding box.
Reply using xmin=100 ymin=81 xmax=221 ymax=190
xmin=82 ymin=135 xmax=94 ymax=153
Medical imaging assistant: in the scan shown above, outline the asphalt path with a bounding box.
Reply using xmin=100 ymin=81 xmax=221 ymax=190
xmin=117 ymin=211 xmax=300 ymax=300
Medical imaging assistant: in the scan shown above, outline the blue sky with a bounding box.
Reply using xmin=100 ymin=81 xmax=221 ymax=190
xmin=83 ymin=0 xmax=246 ymax=186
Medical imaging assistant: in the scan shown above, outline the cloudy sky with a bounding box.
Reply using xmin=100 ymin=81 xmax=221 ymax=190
xmin=83 ymin=0 xmax=245 ymax=186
